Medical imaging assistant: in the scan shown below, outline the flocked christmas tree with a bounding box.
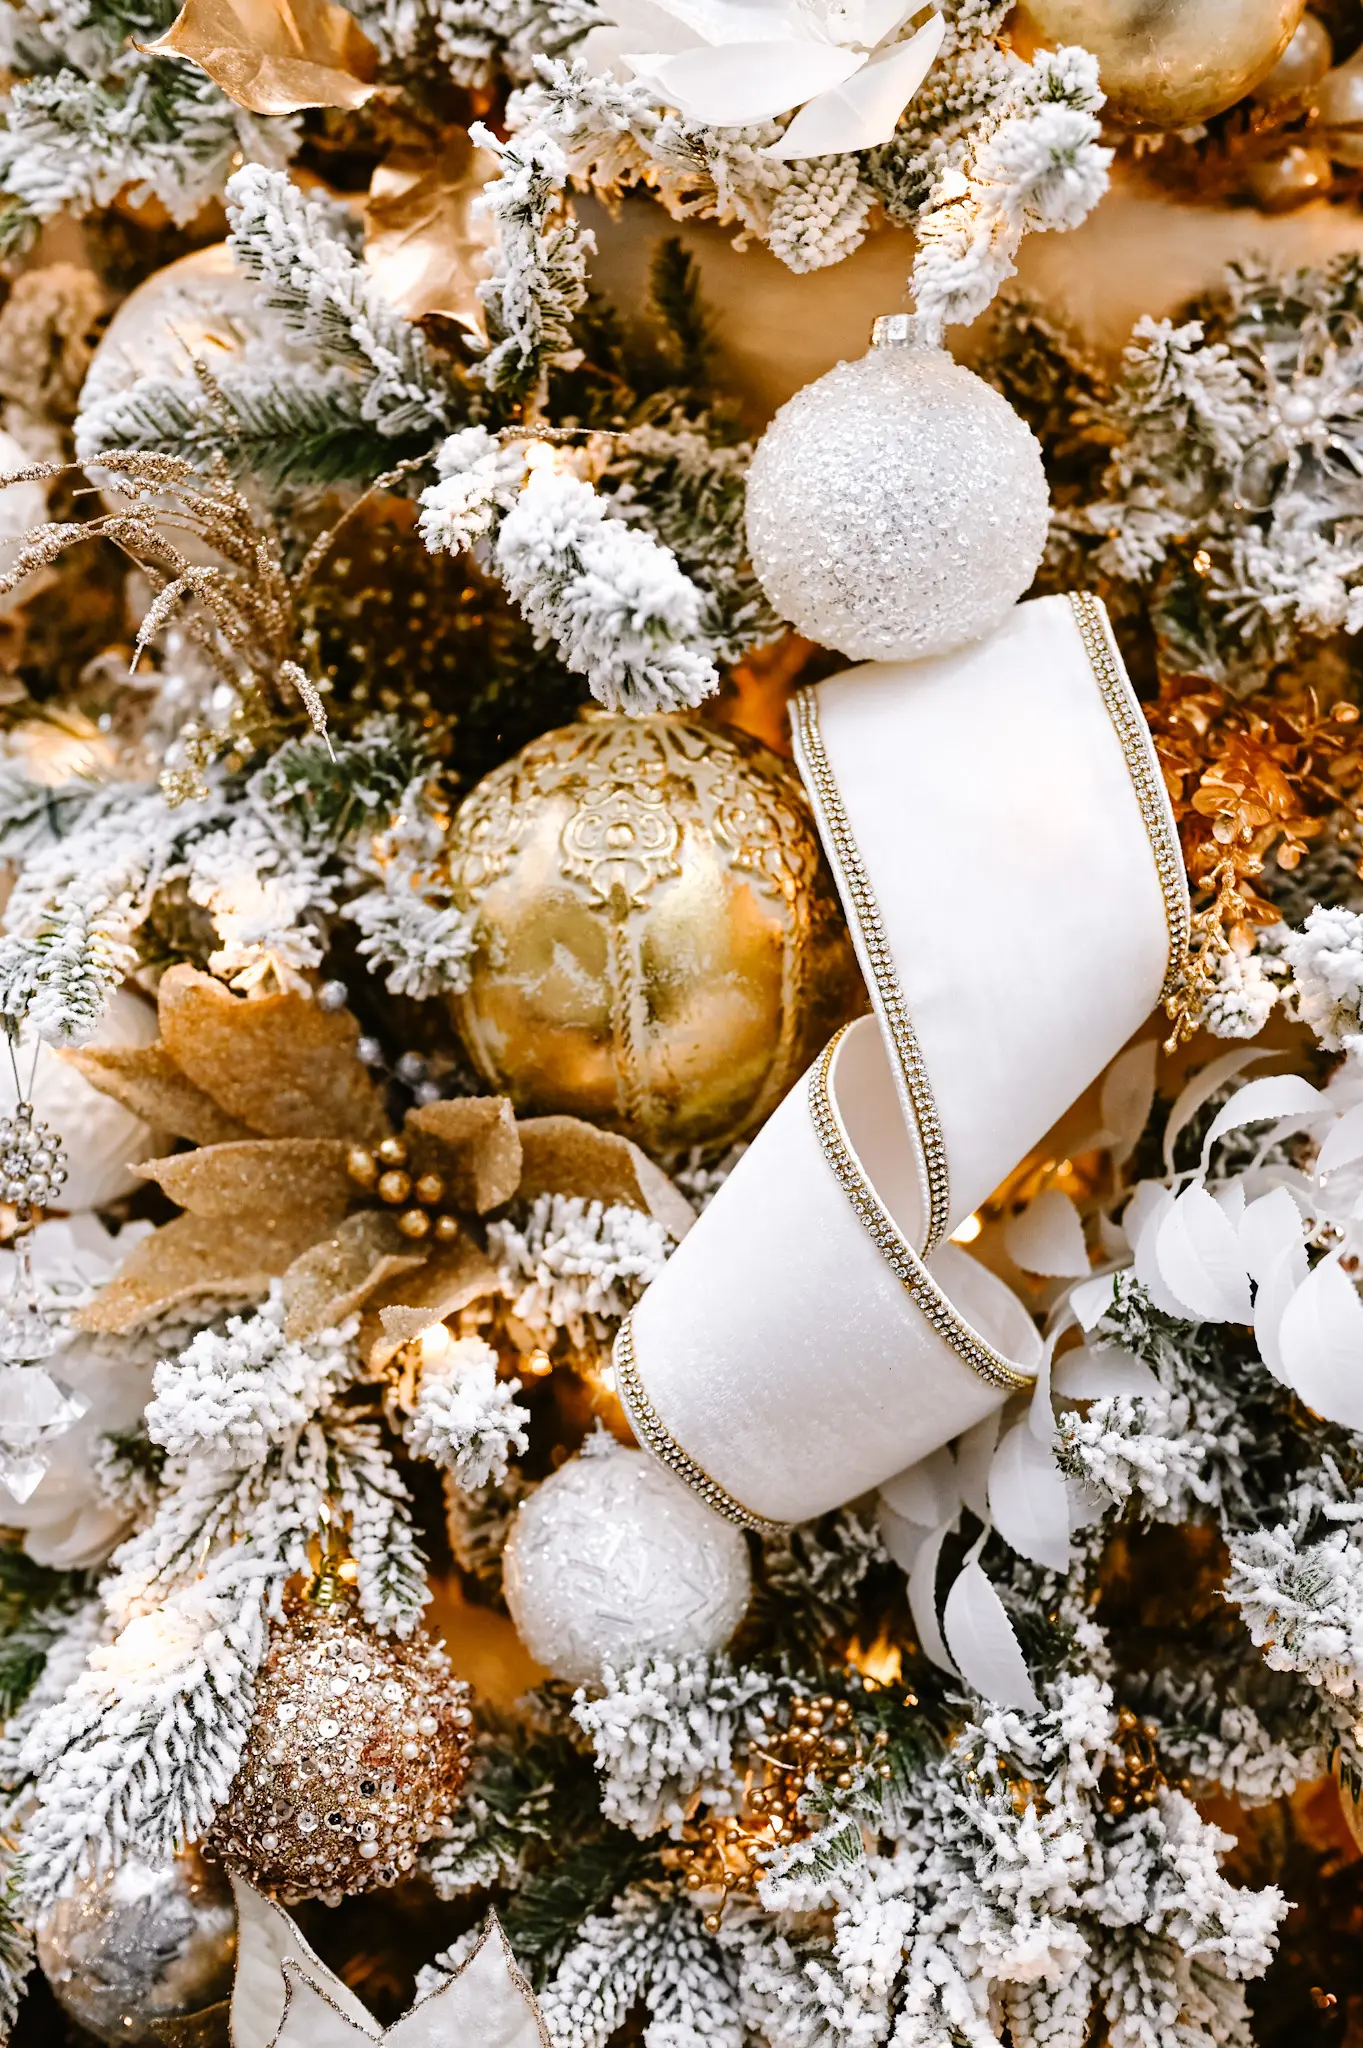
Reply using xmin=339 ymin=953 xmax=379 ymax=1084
xmin=2 ymin=1 xmax=1363 ymax=2044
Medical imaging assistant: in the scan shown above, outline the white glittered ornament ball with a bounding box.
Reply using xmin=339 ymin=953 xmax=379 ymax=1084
xmin=503 ymin=1435 xmax=751 ymax=1686
xmin=745 ymin=321 xmax=1050 ymax=664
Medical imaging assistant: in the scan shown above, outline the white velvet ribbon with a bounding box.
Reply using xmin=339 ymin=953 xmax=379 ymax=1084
xmin=624 ymin=592 xmax=1188 ymax=1525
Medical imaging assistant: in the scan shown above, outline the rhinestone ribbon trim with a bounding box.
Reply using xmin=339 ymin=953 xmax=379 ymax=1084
xmin=613 ymin=1312 xmax=790 ymax=1534
xmin=792 ymin=686 xmax=951 ymax=1259
xmin=1067 ymin=590 xmax=1191 ymax=1002
xmin=808 ymin=1026 xmax=1036 ymax=1394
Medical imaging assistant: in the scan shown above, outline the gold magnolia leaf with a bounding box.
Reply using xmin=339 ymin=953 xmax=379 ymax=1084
xmin=77 ymin=1210 xmax=326 ymax=1333
xmin=148 ymin=0 xmax=380 ymax=115
xmin=157 ymin=966 xmax=388 ymax=1144
xmin=517 ymin=1115 xmax=696 ymax=1238
xmin=138 ymin=1138 xmax=353 ymax=1221
xmin=365 ymin=1233 xmax=500 ymax=1368
xmin=363 ymin=132 xmax=498 ymax=333
xmin=405 ymin=1096 xmax=522 ymax=1214
xmin=282 ymin=1210 xmax=423 ymax=1341
xmin=62 ymin=1043 xmax=253 ymax=1147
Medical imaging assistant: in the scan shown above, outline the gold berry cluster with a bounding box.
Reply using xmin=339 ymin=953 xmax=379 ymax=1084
xmin=667 ymin=1692 xmax=892 ymax=1932
xmin=347 ymin=1135 xmax=461 ymax=1242
xmin=1101 ymin=1705 xmax=1190 ymax=1818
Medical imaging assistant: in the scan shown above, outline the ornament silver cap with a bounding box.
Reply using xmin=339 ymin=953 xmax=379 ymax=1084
xmin=871 ymin=313 xmax=922 ymax=348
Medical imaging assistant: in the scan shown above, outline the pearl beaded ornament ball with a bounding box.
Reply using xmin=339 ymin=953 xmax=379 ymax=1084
xmin=503 ymin=1436 xmax=752 ymax=1686
xmin=744 ymin=322 xmax=1050 ymax=665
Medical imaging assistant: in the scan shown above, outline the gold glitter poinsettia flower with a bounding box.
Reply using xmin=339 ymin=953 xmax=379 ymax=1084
xmin=67 ymin=967 xmax=692 ymax=1365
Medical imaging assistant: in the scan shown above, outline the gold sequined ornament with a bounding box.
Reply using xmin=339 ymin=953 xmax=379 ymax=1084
xmin=1011 ymin=0 xmax=1306 ymax=128
xmin=210 ymin=1581 xmax=473 ymax=1902
xmin=35 ymin=1849 xmax=235 ymax=2047
xmin=744 ymin=324 xmax=1050 ymax=666
xmin=444 ymin=711 xmax=861 ymax=1155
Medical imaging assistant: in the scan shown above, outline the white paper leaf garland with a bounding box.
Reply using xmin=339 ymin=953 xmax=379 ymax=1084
xmin=1003 ymin=1188 xmax=1090 ymax=1279
xmin=1152 ymin=1184 xmax=1253 ymax=1325
xmin=942 ymin=1560 xmax=1041 ymax=1714
xmin=907 ymin=1517 xmax=958 ymax=1678
xmin=986 ymin=1419 xmax=1072 ymax=1572
xmin=1278 ymin=1253 xmax=1363 ymax=1433
xmin=1099 ymin=1038 xmax=1158 ymax=1169
xmin=229 ymin=1876 xmax=549 ymax=2048
xmin=1198 ymin=1074 xmax=1323 ymax=1171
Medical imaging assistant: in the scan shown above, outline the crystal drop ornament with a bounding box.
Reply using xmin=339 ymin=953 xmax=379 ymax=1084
xmin=744 ymin=319 xmax=1050 ymax=665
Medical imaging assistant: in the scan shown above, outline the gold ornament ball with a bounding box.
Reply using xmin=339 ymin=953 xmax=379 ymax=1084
xmin=1012 ymin=0 xmax=1307 ymax=127
xmin=210 ymin=1589 xmax=473 ymax=1902
xmin=444 ymin=712 xmax=862 ymax=1155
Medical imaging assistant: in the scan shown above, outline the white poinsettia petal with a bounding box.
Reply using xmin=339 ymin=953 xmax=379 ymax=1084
xmin=650 ymin=0 xmax=803 ymax=43
xmin=1154 ymin=1184 xmax=1253 ymax=1325
xmin=1100 ymin=1038 xmax=1158 ymax=1168
xmin=1239 ymin=1186 xmax=1307 ymax=1291
xmin=1052 ymin=1344 xmax=1160 ymax=1401
xmin=1278 ymin=1254 xmax=1363 ymax=1430
xmin=629 ymin=38 xmax=859 ymax=124
xmin=942 ymin=1561 xmax=1041 ymax=1712
xmin=1200 ymin=1074 xmax=1323 ymax=1172
xmin=907 ymin=1516 xmax=958 ymax=1675
xmin=1003 ymin=1188 xmax=1090 ymax=1278
xmin=987 ymin=1420 xmax=1072 ymax=1572
xmin=832 ymin=0 xmax=921 ymax=54
xmin=582 ymin=0 xmax=705 ymax=70
xmin=763 ymin=12 xmax=945 ymax=158
xmin=1317 ymin=1099 xmax=1363 ymax=1178
xmin=231 ymin=1877 xmax=376 ymax=2048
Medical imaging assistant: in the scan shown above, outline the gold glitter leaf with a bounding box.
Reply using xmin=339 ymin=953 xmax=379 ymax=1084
xmin=146 ymin=0 xmax=380 ymax=115
xmin=61 ymin=1043 xmax=253 ymax=1146
xmin=157 ymin=967 xmax=388 ymax=1143
xmin=517 ymin=1116 xmax=695 ymax=1237
xmin=363 ymin=133 xmax=498 ymax=333
xmin=139 ymin=1138 xmax=353 ymax=1220
xmin=77 ymin=1209 xmax=326 ymax=1333
xmin=405 ymin=1096 xmax=522 ymax=1213
xmin=366 ymin=1233 xmax=500 ymax=1368
xmin=282 ymin=1209 xmax=423 ymax=1340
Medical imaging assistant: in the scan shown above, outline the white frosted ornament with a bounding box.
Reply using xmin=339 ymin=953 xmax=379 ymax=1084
xmin=744 ymin=319 xmax=1050 ymax=664
xmin=15 ymin=986 xmax=163 ymax=1210
xmin=502 ymin=1434 xmax=751 ymax=1686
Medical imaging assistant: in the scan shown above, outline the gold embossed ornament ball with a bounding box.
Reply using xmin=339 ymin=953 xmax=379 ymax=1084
xmin=1011 ymin=0 xmax=1306 ymax=128
xmin=444 ymin=711 xmax=861 ymax=1155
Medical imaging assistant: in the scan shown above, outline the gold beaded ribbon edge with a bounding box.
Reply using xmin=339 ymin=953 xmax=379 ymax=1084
xmin=1067 ymin=590 xmax=1191 ymax=1002
xmin=807 ymin=1026 xmax=1036 ymax=1394
xmin=791 ymin=686 xmax=951 ymax=1259
xmin=613 ymin=1312 xmax=791 ymax=1534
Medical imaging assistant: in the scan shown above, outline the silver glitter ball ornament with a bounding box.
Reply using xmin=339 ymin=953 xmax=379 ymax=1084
xmin=744 ymin=326 xmax=1050 ymax=664
xmin=503 ymin=1436 xmax=751 ymax=1686
xmin=36 ymin=1850 xmax=235 ymax=2046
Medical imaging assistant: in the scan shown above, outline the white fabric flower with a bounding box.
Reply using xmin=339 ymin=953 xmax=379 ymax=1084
xmin=580 ymin=0 xmax=945 ymax=160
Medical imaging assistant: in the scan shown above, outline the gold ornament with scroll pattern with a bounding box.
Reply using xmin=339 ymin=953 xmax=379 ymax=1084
xmin=1011 ymin=0 xmax=1306 ymax=128
xmin=444 ymin=712 xmax=861 ymax=1155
